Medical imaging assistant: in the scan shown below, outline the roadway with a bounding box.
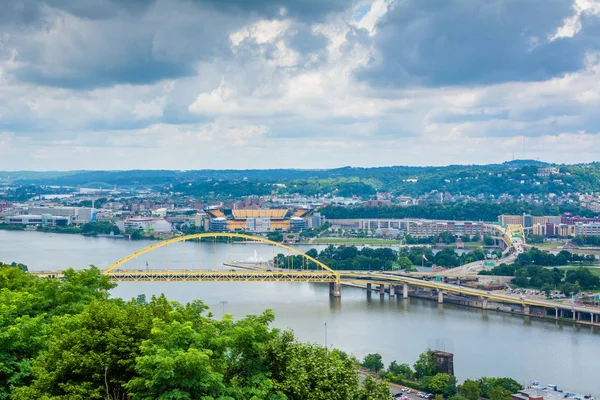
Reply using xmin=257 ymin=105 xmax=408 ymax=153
xmin=337 ymin=271 xmax=600 ymax=316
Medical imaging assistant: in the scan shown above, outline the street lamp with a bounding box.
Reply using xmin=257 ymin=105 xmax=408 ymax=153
xmin=324 ymin=321 xmax=328 ymax=350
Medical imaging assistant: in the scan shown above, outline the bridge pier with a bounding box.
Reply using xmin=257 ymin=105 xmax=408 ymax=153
xmin=379 ymin=284 xmax=385 ymax=296
xmin=483 ymin=299 xmax=488 ymax=310
xmin=403 ymin=283 xmax=409 ymax=299
xmin=390 ymin=285 xmax=396 ymax=297
xmin=329 ymin=282 xmax=341 ymax=297
xmin=437 ymin=291 xmax=444 ymax=304
xmin=524 ymin=305 xmax=530 ymax=315
xmin=555 ymin=308 xmax=558 ymax=320
xmin=366 ymin=283 xmax=372 ymax=295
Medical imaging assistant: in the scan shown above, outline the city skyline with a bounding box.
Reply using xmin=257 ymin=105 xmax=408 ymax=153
xmin=1 ymin=0 xmax=600 ymax=170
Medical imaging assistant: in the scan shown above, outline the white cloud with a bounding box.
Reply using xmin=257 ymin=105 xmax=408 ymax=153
xmin=549 ymin=0 xmax=600 ymax=41
xmin=230 ymin=19 xmax=291 ymax=47
xmin=353 ymin=0 xmax=396 ymax=35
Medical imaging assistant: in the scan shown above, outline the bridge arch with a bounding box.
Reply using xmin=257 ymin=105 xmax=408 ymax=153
xmin=104 ymin=232 xmax=339 ymax=280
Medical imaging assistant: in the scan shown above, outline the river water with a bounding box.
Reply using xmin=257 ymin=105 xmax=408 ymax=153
xmin=1 ymin=230 xmax=598 ymax=393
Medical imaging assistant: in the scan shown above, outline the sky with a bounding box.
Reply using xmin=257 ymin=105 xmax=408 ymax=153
xmin=1 ymin=0 xmax=600 ymax=170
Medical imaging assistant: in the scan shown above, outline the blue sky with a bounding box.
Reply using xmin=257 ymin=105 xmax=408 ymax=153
xmin=0 ymin=0 xmax=599 ymax=170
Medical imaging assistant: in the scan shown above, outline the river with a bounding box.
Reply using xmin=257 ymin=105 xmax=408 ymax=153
xmin=1 ymin=230 xmax=598 ymax=394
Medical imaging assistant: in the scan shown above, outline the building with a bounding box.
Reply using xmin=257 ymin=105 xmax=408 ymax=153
xmin=498 ymin=215 xmax=524 ymax=225
xmin=117 ymin=218 xmax=173 ymax=233
xmin=561 ymin=214 xmax=600 ymax=225
xmin=27 ymin=206 xmax=96 ymax=224
xmin=409 ymin=221 xmax=483 ymax=237
xmin=6 ymin=214 xmax=70 ymax=227
xmin=327 ymin=218 xmax=410 ymax=231
xmin=309 ymin=212 xmax=326 ymax=229
xmin=575 ymin=222 xmax=600 ymax=236
xmin=204 ymin=208 xmax=313 ymax=233
xmin=536 ymin=167 xmax=559 ymax=177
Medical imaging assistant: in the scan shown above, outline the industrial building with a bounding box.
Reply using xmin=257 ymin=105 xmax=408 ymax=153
xmin=204 ymin=208 xmax=313 ymax=232
xmin=27 ymin=206 xmax=96 ymax=224
xmin=6 ymin=214 xmax=70 ymax=227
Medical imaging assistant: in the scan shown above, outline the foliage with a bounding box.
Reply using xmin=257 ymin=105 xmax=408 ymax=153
xmin=267 ymin=231 xmax=284 ymax=242
xmin=413 ymin=350 xmax=438 ymax=380
xmin=459 ymin=379 xmax=481 ymax=400
xmin=479 ymin=377 xmax=522 ymax=399
xmin=572 ymin=235 xmax=600 ymax=247
xmin=361 ymin=353 xmax=384 ymax=373
xmin=2 ymin=264 xmax=390 ymax=400
xmin=0 ymin=223 xmax=26 ymax=231
xmin=479 ymin=247 xmax=600 ymax=291
xmin=424 ymin=373 xmax=457 ymax=397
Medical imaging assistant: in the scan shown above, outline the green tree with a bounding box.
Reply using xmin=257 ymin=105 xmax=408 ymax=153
xmin=267 ymin=231 xmax=284 ymax=242
xmin=398 ymin=256 xmax=414 ymax=271
xmin=357 ymin=376 xmax=392 ymax=400
xmin=387 ymin=361 xmax=414 ymax=379
xmin=414 ymin=350 xmax=437 ymax=379
xmin=426 ymin=373 xmax=457 ymax=397
xmin=361 ymin=353 xmax=384 ymax=373
xmin=488 ymin=385 xmax=511 ymax=400
xmin=459 ymin=379 xmax=481 ymax=400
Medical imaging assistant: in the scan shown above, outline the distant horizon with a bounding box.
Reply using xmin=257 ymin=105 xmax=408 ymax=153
xmin=0 ymin=158 xmax=578 ymax=174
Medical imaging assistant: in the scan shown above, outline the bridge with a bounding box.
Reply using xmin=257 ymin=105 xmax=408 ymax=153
xmin=31 ymin=232 xmax=600 ymax=324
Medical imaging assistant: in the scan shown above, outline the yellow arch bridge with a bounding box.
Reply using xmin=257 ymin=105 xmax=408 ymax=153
xmin=32 ymin=232 xmax=590 ymax=318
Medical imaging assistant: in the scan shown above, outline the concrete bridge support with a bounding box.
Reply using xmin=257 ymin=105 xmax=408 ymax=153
xmin=390 ymin=285 xmax=396 ymax=297
xmin=329 ymin=282 xmax=341 ymax=297
xmin=555 ymin=308 xmax=559 ymax=320
xmin=438 ymin=291 xmax=444 ymax=304
xmin=403 ymin=283 xmax=409 ymax=299
xmin=483 ymin=299 xmax=488 ymax=310
xmin=524 ymin=305 xmax=530 ymax=315
xmin=379 ymin=284 xmax=385 ymax=296
xmin=366 ymin=283 xmax=372 ymax=295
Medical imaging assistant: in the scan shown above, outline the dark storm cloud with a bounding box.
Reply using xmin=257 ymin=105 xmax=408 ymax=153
xmin=358 ymin=0 xmax=599 ymax=87
xmin=1 ymin=0 xmax=349 ymax=90
xmin=198 ymin=0 xmax=357 ymax=22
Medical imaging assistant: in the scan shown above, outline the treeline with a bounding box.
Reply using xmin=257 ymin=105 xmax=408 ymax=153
xmin=572 ymin=235 xmax=600 ymax=247
xmin=320 ymin=203 xmax=597 ymax=222
xmin=479 ymin=248 xmax=599 ymax=294
xmin=361 ymin=350 xmax=521 ymax=399
xmin=36 ymin=220 xmax=120 ymax=236
xmin=0 ymin=264 xmax=391 ymax=399
xmin=277 ymin=245 xmax=493 ymax=271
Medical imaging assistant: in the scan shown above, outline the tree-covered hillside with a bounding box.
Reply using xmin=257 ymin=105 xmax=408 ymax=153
xmin=2 ymin=161 xmax=600 ymax=200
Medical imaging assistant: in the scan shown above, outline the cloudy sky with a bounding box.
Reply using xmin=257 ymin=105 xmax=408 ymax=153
xmin=1 ymin=0 xmax=600 ymax=170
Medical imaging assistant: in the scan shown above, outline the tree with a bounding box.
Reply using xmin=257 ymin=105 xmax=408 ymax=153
xmin=398 ymin=256 xmax=414 ymax=271
xmin=413 ymin=350 xmax=437 ymax=379
xmin=267 ymin=231 xmax=284 ymax=242
xmin=361 ymin=353 xmax=384 ymax=373
xmin=357 ymin=376 xmax=392 ymax=400
xmin=387 ymin=361 xmax=414 ymax=379
xmin=489 ymin=385 xmax=511 ymax=400
xmin=426 ymin=373 xmax=457 ymax=397
xmin=459 ymin=379 xmax=481 ymax=400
